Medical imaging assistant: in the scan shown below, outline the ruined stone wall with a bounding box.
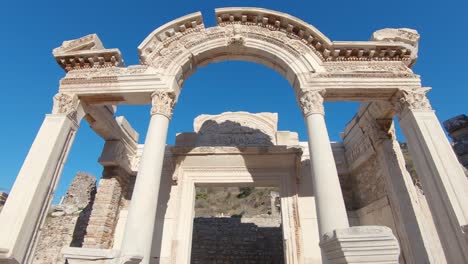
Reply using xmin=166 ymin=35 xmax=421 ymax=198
xmin=32 ymin=173 xmax=96 ymax=264
xmin=348 ymin=156 xmax=387 ymax=209
xmin=444 ymin=114 xmax=468 ymax=172
xmin=191 ymin=217 xmax=284 ymax=264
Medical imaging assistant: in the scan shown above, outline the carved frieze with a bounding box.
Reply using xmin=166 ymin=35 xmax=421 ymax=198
xmin=296 ymin=89 xmax=325 ymax=116
xmin=60 ymin=65 xmax=150 ymax=85
xmin=321 ymin=62 xmax=416 ymax=78
xmin=215 ymin=8 xmax=416 ymax=65
xmin=150 ymin=91 xmax=177 ymax=118
xmin=392 ymin=88 xmax=432 ymax=117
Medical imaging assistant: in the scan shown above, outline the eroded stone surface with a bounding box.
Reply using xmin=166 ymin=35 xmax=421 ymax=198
xmin=32 ymin=173 xmax=96 ymax=264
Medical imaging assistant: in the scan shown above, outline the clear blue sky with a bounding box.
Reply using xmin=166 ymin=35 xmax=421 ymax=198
xmin=0 ymin=1 xmax=466 ymax=201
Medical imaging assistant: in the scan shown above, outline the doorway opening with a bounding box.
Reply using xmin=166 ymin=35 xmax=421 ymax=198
xmin=190 ymin=186 xmax=284 ymax=264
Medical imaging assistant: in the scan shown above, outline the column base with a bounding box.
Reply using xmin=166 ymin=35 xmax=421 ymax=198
xmin=62 ymin=247 xmax=122 ymax=264
xmin=319 ymin=226 xmax=400 ymax=264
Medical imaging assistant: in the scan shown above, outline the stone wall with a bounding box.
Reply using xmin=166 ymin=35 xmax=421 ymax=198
xmin=348 ymin=156 xmax=387 ymax=209
xmin=191 ymin=217 xmax=284 ymax=264
xmin=32 ymin=172 xmax=96 ymax=264
xmin=444 ymin=114 xmax=468 ymax=172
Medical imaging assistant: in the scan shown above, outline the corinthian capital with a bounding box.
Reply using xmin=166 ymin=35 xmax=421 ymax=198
xmin=150 ymin=91 xmax=177 ymax=119
xmin=392 ymin=88 xmax=432 ymax=117
xmin=296 ymin=89 xmax=325 ymax=116
xmin=52 ymin=93 xmax=81 ymax=124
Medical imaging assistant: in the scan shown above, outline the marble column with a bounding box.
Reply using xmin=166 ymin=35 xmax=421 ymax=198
xmin=297 ymin=89 xmax=349 ymax=237
xmin=394 ymin=88 xmax=468 ymax=263
xmin=363 ymin=118 xmax=445 ymax=263
xmin=0 ymin=93 xmax=84 ymax=264
xmin=119 ymin=91 xmax=176 ymax=264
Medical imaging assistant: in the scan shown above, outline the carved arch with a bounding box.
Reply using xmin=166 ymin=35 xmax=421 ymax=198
xmin=138 ymin=7 xmax=417 ymax=92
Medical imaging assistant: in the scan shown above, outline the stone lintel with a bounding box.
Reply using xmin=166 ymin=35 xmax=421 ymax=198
xmin=169 ymin=145 xmax=303 ymax=156
xmin=97 ymin=116 xmax=139 ymax=175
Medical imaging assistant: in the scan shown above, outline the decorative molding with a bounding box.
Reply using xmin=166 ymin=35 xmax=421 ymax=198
xmin=225 ymin=24 xmax=245 ymax=46
xmin=392 ymin=88 xmax=432 ymax=117
xmin=150 ymin=91 xmax=176 ymax=118
xmin=62 ymin=65 xmax=149 ymax=82
xmin=215 ymin=8 xmax=417 ymax=65
xmin=53 ymin=34 xmax=124 ymax=72
xmin=296 ymin=89 xmax=325 ymax=116
xmin=320 ymin=61 xmax=417 ymax=78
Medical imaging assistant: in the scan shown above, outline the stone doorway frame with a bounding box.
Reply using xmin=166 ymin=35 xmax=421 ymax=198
xmin=165 ymin=147 xmax=303 ymax=264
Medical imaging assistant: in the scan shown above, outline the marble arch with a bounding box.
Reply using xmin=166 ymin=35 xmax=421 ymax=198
xmin=0 ymin=6 xmax=467 ymax=264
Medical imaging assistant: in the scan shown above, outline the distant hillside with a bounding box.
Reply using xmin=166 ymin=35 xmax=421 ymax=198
xmin=194 ymin=187 xmax=280 ymax=217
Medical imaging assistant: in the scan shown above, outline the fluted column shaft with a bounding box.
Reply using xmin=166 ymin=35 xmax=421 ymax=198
xmin=120 ymin=91 xmax=176 ymax=264
xmin=297 ymin=90 xmax=349 ymax=238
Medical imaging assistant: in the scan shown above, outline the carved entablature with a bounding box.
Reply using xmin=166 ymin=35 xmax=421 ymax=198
xmin=60 ymin=65 xmax=150 ymax=85
xmin=53 ymin=34 xmax=124 ymax=72
xmin=215 ymin=8 xmax=418 ymax=66
xmin=391 ymin=87 xmax=432 ymax=117
xmin=150 ymin=91 xmax=177 ymax=119
xmin=296 ymin=89 xmax=325 ymax=116
xmin=320 ymin=61 xmax=417 ymax=79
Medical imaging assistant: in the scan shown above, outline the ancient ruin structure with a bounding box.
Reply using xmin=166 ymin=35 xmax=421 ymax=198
xmin=0 ymin=7 xmax=467 ymax=264
xmin=444 ymin=114 xmax=468 ymax=171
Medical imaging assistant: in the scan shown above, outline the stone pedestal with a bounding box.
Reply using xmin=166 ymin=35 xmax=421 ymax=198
xmin=62 ymin=247 xmax=118 ymax=264
xmin=320 ymin=226 xmax=400 ymax=264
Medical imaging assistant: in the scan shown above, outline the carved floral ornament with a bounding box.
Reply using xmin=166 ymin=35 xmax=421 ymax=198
xmin=392 ymin=87 xmax=432 ymax=116
xmin=150 ymin=91 xmax=177 ymax=118
xmin=296 ymin=89 xmax=325 ymax=116
xmin=52 ymin=93 xmax=80 ymax=122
